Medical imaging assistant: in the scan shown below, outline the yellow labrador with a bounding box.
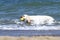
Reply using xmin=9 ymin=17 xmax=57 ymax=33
xmin=20 ymin=14 xmax=55 ymax=25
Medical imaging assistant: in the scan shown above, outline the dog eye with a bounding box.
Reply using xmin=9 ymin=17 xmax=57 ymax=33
xmin=20 ymin=16 xmax=23 ymax=18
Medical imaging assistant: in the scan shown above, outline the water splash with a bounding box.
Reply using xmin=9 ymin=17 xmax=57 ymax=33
xmin=0 ymin=15 xmax=60 ymax=30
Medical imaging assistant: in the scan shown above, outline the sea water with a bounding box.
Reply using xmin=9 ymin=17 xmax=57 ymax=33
xmin=0 ymin=0 xmax=60 ymax=36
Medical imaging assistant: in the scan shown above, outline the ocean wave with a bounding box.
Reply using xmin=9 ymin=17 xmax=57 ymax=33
xmin=0 ymin=18 xmax=60 ymax=30
xmin=0 ymin=24 xmax=60 ymax=30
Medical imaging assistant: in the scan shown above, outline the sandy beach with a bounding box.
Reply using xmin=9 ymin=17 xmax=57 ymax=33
xmin=0 ymin=36 xmax=60 ymax=40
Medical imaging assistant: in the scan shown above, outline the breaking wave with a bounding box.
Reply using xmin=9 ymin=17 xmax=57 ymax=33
xmin=0 ymin=16 xmax=60 ymax=30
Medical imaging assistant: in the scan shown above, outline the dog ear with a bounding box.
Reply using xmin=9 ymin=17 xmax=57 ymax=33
xmin=20 ymin=16 xmax=25 ymax=18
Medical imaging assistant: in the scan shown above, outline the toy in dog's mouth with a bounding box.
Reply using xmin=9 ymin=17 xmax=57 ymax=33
xmin=20 ymin=16 xmax=25 ymax=21
xmin=20 ymin=18 xmax=25 ymax=21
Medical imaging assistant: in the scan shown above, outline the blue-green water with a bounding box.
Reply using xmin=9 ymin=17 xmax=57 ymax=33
xmin=0 ymin=0 xmax=60 ymax=36
xmin=0 ymin=0 xmax=60 ymax=20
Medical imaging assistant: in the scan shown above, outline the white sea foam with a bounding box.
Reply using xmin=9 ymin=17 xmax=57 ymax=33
xmin=0 ymin=24 xmax=60 ymax=30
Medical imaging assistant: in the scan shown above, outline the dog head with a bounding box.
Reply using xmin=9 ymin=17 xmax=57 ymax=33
xmin=20 ymin=14 xmax=31 ymax=25
xmin=20 ymin=14 xmax=28 ymax=21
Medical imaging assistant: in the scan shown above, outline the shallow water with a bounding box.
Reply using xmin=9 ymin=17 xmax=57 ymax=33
xmin=0 ymin=30 xmax=60 ymax=36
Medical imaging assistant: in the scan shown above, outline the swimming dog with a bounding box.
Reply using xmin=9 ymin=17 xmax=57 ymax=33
xmin=20 ymin=14 xmax=55 ymax=25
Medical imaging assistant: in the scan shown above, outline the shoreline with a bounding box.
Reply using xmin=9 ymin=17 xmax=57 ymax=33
xmin=0 ymin=36 xmax=60 ymax=40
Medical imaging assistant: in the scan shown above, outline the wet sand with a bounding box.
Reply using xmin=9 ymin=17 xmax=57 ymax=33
xmin=0 ymin=36 xmax=60 ymax=40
